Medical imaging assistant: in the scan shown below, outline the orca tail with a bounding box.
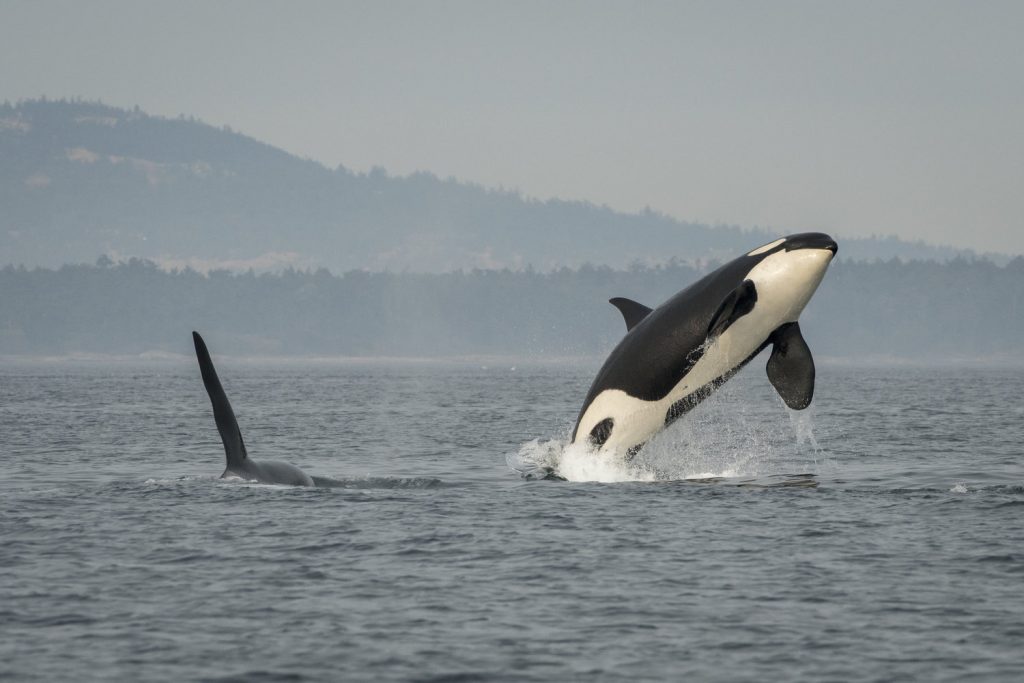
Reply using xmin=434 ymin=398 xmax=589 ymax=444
xmin=192 ymin=331 xmax=248 ymax=467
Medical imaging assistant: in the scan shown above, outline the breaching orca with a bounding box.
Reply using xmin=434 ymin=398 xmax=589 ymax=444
xmin=192 ymin=331 xmax=314 ymax=486
xmin=573 ymin=233 xmax=837 ymax=456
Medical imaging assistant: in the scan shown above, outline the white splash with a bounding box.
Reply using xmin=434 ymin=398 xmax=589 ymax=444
xmin=509 ymin=433 xmax=762 ymax=483
xmin=558 ymin=440 xmax=659 ymax=483
xmin=511 ymin=381 xmax=828 ymax=483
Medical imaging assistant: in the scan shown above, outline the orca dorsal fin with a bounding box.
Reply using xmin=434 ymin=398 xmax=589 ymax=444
xmin=766 ymin=322 xmax=815 ymax=410
xmin=609 ymin=297 xmax=653 ymax=331
xmin=193 ymin=331 xmax=248 ymax=467
xmin=708 ymin=280 xmax=758 ymax=338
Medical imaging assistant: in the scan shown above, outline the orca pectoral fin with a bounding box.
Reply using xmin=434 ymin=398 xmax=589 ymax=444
xmin=193 ymin=331 xmax=248 ymax=467
xmin=609 ymin=297 xmax=653 ymax=331
xmin=766 ymin=322 xmax=815 ymax=410
xmin=708 ymin=280 xmax=758 ymax=338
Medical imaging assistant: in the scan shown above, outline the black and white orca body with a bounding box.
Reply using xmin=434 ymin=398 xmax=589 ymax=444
xmin=572 ymin=233 xmax=837 ymax=456
xmin=192 ymin=331 xmax=314 ymax=486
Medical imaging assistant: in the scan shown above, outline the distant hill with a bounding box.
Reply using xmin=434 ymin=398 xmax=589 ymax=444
xmin=1 ymin=99 xmax=979 ymax=272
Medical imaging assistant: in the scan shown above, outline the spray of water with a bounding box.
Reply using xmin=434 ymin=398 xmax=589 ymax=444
xmin=509 ymin=378 xmax=829 ymax=483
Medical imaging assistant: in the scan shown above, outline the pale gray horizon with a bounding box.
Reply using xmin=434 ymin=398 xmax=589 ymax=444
xmin=3 ymin=0 xmax=1022 ymax=255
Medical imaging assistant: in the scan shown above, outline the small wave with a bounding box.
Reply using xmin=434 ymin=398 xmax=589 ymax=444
xmin=141 ymin=474 xmax=446 ymax=490
xmin=23 ymin=613 xmax=98 ymax=627
xmin=9 ymin=486 xmax=68 ymax=497
xmin=144 ymin=476 xmax=213 ymax=486
xmin=201 ymin=671 xmax=305 ymax=683
xmin=219 ymin=482 xmax=295 ymax=490
xmin=986 ymin=485 xmax=1024 ymax=495
xmin=949 ymin=482 xmax=969 ymax=494
xmin=310 ymin=475 xmax=449 ymax=490
xmin=215 ymin=478 xmax=309 ymax=491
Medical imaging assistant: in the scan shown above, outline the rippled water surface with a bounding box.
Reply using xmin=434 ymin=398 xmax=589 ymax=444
xmin=2 ymin=358 xmax=1023 ymax=681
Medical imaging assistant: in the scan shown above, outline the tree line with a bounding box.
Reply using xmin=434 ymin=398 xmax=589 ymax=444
xmin=3 ymin=256 xmax=1023 ymax=360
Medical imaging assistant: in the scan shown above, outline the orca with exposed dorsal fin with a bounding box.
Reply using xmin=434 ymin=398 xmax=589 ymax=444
xmin=574 ymin=233 xmax=837 ymax=456
xmin=192 ymin=331 xmax=314 ymax=486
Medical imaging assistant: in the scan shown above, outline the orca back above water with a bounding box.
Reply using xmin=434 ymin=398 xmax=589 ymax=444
xmin=573 ymin=233 xmax=838 ymax=455
xmin=192 ymin=331 xmax=314 ymax=486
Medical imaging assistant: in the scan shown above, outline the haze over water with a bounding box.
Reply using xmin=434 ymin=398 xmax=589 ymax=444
xmin=2 ymin=359 xmax=1022 ymax=680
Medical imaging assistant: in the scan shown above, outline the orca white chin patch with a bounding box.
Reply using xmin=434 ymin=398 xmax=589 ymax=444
xmin=746 ymin=247 xmax=833 ymax=324
xmin=747 ymin=238 xmax=785 ymax=256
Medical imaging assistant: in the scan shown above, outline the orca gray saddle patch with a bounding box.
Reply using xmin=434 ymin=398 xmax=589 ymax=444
xmin=766 ymin=322 xmax=815 ymax=410
xmin=707 ymin=280 xmax=758 ymax=339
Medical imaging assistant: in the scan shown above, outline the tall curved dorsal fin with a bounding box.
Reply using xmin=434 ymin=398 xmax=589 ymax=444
xmin=193 ymin=331 xmax=248 ymax=467
xmin=609 ymin=297 xmax=653 ymax=331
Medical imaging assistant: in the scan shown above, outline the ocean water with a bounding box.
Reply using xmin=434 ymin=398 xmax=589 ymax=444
xmin=1 ymin=357 xmax=1023 ymax=681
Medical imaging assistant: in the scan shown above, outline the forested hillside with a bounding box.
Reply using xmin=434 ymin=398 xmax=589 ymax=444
xmin=2 ymin=99 xmax=977 ymax=273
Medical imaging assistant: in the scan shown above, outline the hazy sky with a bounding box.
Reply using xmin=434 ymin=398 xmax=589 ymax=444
xmin=3 ymin=0 xmax=1022 ymax=254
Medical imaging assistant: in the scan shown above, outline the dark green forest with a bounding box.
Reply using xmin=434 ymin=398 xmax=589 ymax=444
xmin=3 ymin=256 xmax=1023 ymax=359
